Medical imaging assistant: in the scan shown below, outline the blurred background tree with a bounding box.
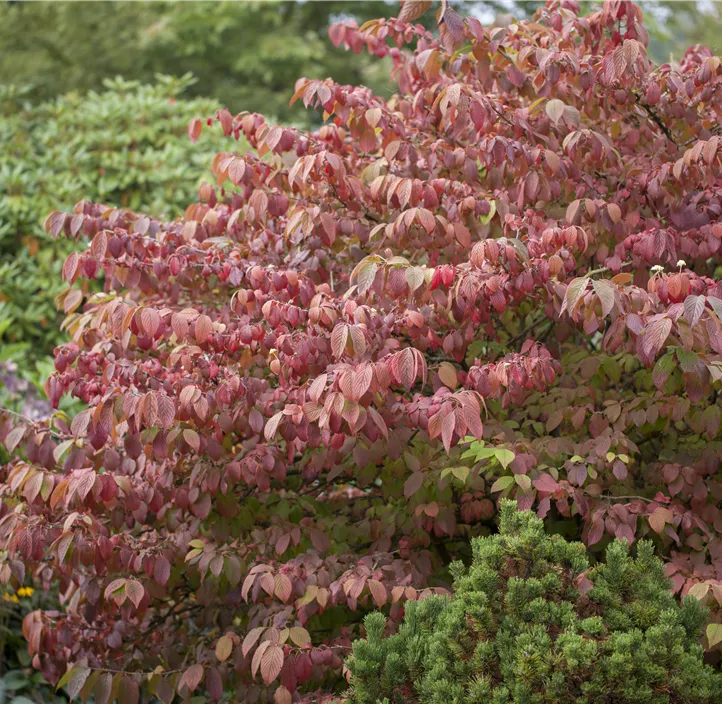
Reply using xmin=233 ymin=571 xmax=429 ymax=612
xmin=3 ymin=1 xmax=719 ymax=122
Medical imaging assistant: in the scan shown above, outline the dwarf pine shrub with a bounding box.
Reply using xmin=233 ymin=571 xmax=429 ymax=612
xmin=345 ymin=500 xmax=722 ymax=704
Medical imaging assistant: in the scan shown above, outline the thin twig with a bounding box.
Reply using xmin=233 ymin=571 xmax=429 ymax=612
xmin=508 ymin=317 xmax=551 ymax=346
xmin=489 ymin=102 xmax=514 ymax=127
xmin=584 ymin=260 xmax=633 ymax=278
xmin=598 ymin=493 xmax=656 ymax=503
xmin=0 ymin=407 xmax=62 ymax=438
xmin=634 ymin=93 xmax=677 ymax=147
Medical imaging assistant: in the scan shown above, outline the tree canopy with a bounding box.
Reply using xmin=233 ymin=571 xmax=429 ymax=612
xmin=1 ymin=0 xmax=722 ymax=702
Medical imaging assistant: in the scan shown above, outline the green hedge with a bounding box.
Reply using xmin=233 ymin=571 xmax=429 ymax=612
xmin=0 ymin=74 xmax=232 ymax=381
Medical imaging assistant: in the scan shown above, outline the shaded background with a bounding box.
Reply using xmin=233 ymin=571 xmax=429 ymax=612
xmin=0 ymin=1 xmax=721 ymax=701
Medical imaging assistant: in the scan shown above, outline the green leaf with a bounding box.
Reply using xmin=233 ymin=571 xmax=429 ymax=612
xmin=2 ymin=671 xmax=29 ymax=691
xmin=515 ymin=474 xmax=532 ymax=491
xmin=495 ymin=449 xmax=515 ymax=470
xmin=707 ymin=623 xmax=722 ymax=648
xmin=66 ymin=666 xmax=91 ymax=699
xmin=490 ymin=476 xmax=514 ymax=493
xmin=451 ymin=466 xmax=469 ymax=483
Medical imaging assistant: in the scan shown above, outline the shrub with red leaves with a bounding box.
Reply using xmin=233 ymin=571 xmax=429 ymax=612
xmin=1 ymin=1 xmax=722 ymax=701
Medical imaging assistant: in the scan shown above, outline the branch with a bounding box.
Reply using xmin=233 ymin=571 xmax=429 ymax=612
xmin=584 ymin=260 xmax=633 ymax=278
xmin=634 ymin=93 xmax=677 ymax=147
xmin=0 ymin=407 xmax=62 ymax=438
xmin=507 ymin=317 xmax=552 ymax=347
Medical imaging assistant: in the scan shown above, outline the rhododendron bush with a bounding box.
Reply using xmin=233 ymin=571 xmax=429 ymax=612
xmin=2 ymin=0 xmax=722 ymax=701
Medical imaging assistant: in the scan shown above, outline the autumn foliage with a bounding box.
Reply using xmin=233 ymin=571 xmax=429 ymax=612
xmin=2 ymin=0 xmax=722 ymax=701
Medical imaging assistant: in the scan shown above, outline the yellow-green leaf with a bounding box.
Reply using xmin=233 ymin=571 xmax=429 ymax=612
xmin=707 ymin=623 xmax=722 ymax=648
xmin=490 ymin=476 xmax=514 ymax=493
xmin=495 ymin=449 xmax=515 ymax=470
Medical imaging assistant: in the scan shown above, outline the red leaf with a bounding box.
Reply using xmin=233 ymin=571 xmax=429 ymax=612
xmin=638 ymin=318 xmax=672 ymax=364
xmin=125 ymin=580 xmax=144 ymax=608
xmin=561 ymin=277 xmax=588 ymax=315
xmin=275 ymin=573 xmax=293 ymax=602
xmin=587 ymin=519 xmax=605 ymax=546
xmin=683 ymin=295 xmax=705 ymax=328
xmin=157 ymin=396 xmax=176 ymax=430
xmin=331 ymin=324 xmax=349 ymax=359
xmin=592 ymin=279 xmax=616 ymax=317
xmin=66 ymin=666 xmax=91 ymax=700
xmin=242 ymin=627 xmax=265 ymax=658
xmin=62 ymin=252 xmax=80 ymax=283
xmin=154 ymin=556 xmax=171 ymax=586
xmin=182 ymin=664 xmax=204 ymax=693
xmin=295 ymin=653 xmax=313 ymax=683
xmin=264 ymin=412 xmax=284 ymax=442
xmin=45 ymin=211 xmax=67 ymax=239
xmin=399 ymin=0 xmax=432 ymax=23
xmin=261 ymin=644 xmax=284 ymax=685
xmin=441 ymin=411 xmax=456 ymax=453
xmin=439 ymin=7 xmax=465 ymax=53
xmin=395 ymin=348 xmax=417 ymax=388
xmin=275 ymin=685 xmax=293 ymax=704
xmin=118 ymin=676 xmax=139 ymax=704
xmin=366 ymin=580 xmax=386 ymax=608
xmin=310 ymin=528 xmax=330 ymax=553
xmin=206 ymin=666 xmax=223 ymax=702
xmin=94 ymin=673 xmax=113 ymax=704
xmin=4 ymin=426 xmax=25 ymax=453
xmin=533 ymin=473 xmax=559 ymax=493
xmin=195 ymin=314 xmax=213 ymax=344
xmin=404 ymin=472 xmax=424 ymax=498
xmin=188 ymin=118 xmax=202 ymax=143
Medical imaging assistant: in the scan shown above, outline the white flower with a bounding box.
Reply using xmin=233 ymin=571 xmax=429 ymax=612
xmin=651 ymin=265 xmax=664 ymax=273
xmin=676 ymin=259 xmax=686 ymax=269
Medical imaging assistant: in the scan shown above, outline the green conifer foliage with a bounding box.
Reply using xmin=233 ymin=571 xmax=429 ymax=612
xmin=345 ymin=501 xmax=722 ymax=704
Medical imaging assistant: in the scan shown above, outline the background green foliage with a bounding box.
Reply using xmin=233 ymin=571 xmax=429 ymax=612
xmin=2 ymin=1 xmax=722 ymax=124
xmin=0 ymin=586 xmax=63 ymax=704
xmin=0 ymin=1 xmax=401 ymax=125
xmin=0 ymin=75 xmax=229 ymax=390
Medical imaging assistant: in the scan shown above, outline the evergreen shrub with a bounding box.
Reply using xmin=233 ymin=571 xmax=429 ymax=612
xmin=346 ymin=501 xmax=722 ymax=704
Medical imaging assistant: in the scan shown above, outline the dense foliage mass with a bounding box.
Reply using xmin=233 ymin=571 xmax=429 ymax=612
xmin=1 ymin=0 xmax=722 ymax=701
xmin=346 ymin=501 xmax=722 ymax=704
xmin=0 ymin=76 xmax=226 ymax=367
